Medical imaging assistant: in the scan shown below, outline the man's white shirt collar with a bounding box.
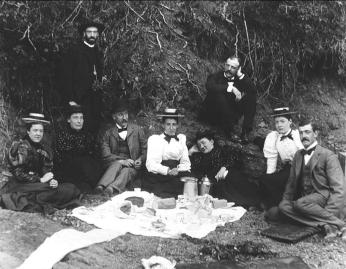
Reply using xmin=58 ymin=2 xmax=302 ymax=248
xmin=306 ymin=141 xmax=318 ymax=151
xmin=116 ymin=124 xmax=127 ymax=140
xmin=83 ymin=41 xmax=95 ymax=48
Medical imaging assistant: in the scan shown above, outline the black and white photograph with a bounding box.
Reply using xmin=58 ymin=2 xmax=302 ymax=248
xmin=0 ymin=1 xmax=346 ymax=268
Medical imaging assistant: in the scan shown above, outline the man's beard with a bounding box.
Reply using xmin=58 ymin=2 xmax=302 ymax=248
xmin=85 ymin=37 xmax=96 ymax=45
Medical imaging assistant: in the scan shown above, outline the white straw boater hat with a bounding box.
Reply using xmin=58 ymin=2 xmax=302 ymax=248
xmin=157 ymin=108 xmax=184 ymax=119
xmin=270 ymin=107 xmax=297 ymax=117
xmin=22 ymin=113 xmax=50 ymax=125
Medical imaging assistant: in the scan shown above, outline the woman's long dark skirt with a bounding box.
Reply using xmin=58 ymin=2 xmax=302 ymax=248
xmin=55 ymin=156 xmax=102 ymax=193
xmin=213 ymin=169 xmax=261 ymax=208
xmin=0 ymin=180 xmax=81 ymax=212
xmin=258 ymin=164 xmax=291 ymax=209
xmin=142 ymin=160 xmax=189 ymax=198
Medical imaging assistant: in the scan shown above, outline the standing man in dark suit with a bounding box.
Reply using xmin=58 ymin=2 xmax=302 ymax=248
xmin=58 ymin=20 xmax=105 ymax=133
xmin=200 ymin=56 xmax=256 ymax=144
xmin=95 ymin=99 xmax=147 ymax=196
xmin=279 ymin=116 xmax=346 ymax=240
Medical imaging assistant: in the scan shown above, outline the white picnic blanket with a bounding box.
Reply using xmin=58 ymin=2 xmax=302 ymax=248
xmin=72 ymin=191 xmax=247 ymax=239
xmin=17 ymin=191 xmax=246 ymax=269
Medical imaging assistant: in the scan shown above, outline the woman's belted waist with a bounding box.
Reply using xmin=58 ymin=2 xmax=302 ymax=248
xmin=161 ymin=160 xmax=180 ymax=169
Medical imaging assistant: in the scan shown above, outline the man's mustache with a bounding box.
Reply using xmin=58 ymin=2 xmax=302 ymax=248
xmin=302 ymin=138 xmax=309 ymax=142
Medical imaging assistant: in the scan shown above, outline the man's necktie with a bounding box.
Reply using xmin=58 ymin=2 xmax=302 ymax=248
xmin=280 ymin=131 xmax=293 ymax=141
xmin=301 ymin=146 xmax=316 ymax=156
xmin=164 ymin=133 xmax=179 ymax=143
xmin=118 ymin=127 xmax=127 ymax=133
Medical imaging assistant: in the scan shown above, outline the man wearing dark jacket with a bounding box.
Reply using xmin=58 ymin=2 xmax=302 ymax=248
xmin=95 ymin=99 xmax=147 ymax=196
xmin=200 ymin=56 xmax=256 ymax=143
xmin=58 ymin=20 xmax=105 ymax=132
xmin=279 ymin=117 xmax=346 ymax=240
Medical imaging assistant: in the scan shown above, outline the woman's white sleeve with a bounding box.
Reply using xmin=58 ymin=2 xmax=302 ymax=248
xmin=177 ymin=134 xmax=191 ymax=172
xmin=263 ymin=131 xmax=278 ymax=174
xmin=146 ymin=136 xmax=169 ymax=175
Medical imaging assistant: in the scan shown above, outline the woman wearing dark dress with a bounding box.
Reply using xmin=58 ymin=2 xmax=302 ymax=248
xmin=189 ymin=130 xmax=260 ymax=207
xmin=54 ymin=104 xmax=102 ymax=193
xmin=143 ymin=108 xmax=191 ymax=198
xmin=0 ymin=113 xmax=81 ymax=213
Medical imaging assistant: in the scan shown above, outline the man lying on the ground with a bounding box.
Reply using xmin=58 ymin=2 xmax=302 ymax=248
xmin=279 ymin=116 xmax=346 ymax=240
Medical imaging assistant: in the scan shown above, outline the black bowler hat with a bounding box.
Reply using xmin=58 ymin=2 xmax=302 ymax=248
xmin=78 ymin=19 xmax=105 ymax=35
xmin=157 ymin=108 xmax=184 ymax=119
xmin=271 ymin=107 xmax=296 ymax=118
xmin=111 ymin=98 xmax=129 ymax=114
xmin=22 ymin=113 xmax=50 ymax=125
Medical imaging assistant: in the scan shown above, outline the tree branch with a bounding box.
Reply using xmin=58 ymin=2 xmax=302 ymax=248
xmin=243 ymin=9 xmax=254 ymax=72
xmin=147 ymin=30 xmax=162 ymax=51
xmin=123 ymin=1 xmax=145 ymax=21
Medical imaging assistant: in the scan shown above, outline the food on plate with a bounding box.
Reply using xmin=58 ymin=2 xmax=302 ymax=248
xmin=125 ymin=196 xmax=145 ymax=207
xmin=151 ymin=219 xmax=166 ymax=229
xmin=140 ymin=207 xmax=156 ymax=217
xmin=212 ymin=199 xmax=227 ymax=209
xmin=145 ymin=208 xmax=156 ymax=216
xmin=157 ymin=198 xmax=176 ymax=209
xmin=120 ymin=201 xmax=132 ymax=214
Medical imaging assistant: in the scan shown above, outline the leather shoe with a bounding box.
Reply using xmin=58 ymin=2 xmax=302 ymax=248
xmin=104 ymin=186 xmax=114 ymax=197
xmin=340 ymin=227 xmax=346 ymax=241
xmin=94 ymin=186 xmax=104 ymax=194
xmin=228 ymin=133 xmax=241 ymax=143
xmin=324 ymin=224 xmax=339 ymax=239
xmin=240 ymin=132 xmax=250 ymax=144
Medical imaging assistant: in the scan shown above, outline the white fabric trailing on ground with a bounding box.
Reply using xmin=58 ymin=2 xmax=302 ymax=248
xmin=17 ymin=191 xmax=246 ymax=269
xmin=17 ymin=228 xmax=125 ymax=269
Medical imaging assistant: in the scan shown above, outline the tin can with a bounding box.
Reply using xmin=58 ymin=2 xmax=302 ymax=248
xmin=181 ymin=177 xmax=198 ymax=198
xmin=199 ymin=175 xmax=211 ymax=195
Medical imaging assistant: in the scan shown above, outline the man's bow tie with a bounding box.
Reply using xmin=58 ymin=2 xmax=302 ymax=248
xmin=164 ymin=133 xmax=179 ymax=143
xmin=118 ymin=127 xmax=127 ymax=133
xmin=280 ymin=132 xmax=293 ymax=141
xmin=301 ymin=146 xmax=316 ymax=156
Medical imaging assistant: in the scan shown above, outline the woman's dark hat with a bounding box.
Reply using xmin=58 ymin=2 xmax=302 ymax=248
xmin=66 ymin=104 xmax=83 ymax=117
xmin=22 ymin=113 xmax=50 ymax=125
xmin=157 ymin=108 xmax=184 ymax=119
xmin=271 ymin=107 xmax=296 ymax=117
xmin=78 ymin=20 xmax=105 ymax=34
xmin=111 ymin=98 xmax=129 ymax=114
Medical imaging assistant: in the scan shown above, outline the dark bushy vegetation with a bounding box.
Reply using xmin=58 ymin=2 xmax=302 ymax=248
xmin=0 ymin=1 xmax=345 ymax=117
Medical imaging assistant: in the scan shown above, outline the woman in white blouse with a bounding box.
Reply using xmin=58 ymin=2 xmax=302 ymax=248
xmin=143 ymin=108 xmax=191 ymax=198
xmin=259 ymin=107 xmax=304 ymax=210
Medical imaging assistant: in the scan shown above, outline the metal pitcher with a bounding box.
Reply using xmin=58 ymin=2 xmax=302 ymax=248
xmin=199 ymin=175 xmax=211 ymax=195
xmin=181 ymin=177 xmax=198 ymax=197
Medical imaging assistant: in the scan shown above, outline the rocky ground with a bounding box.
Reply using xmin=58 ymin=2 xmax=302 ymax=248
xmin=1 ymin=194 xmax=346 ymax=269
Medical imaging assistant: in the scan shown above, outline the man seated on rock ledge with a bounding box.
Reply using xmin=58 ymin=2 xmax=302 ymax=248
xmin=199 ymin=56 xmax=257 ymax=144
xmin=94 ymin=98 xmax=147 ymax=196
xmin=279 ymin=116 xmax=346 ymax=240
